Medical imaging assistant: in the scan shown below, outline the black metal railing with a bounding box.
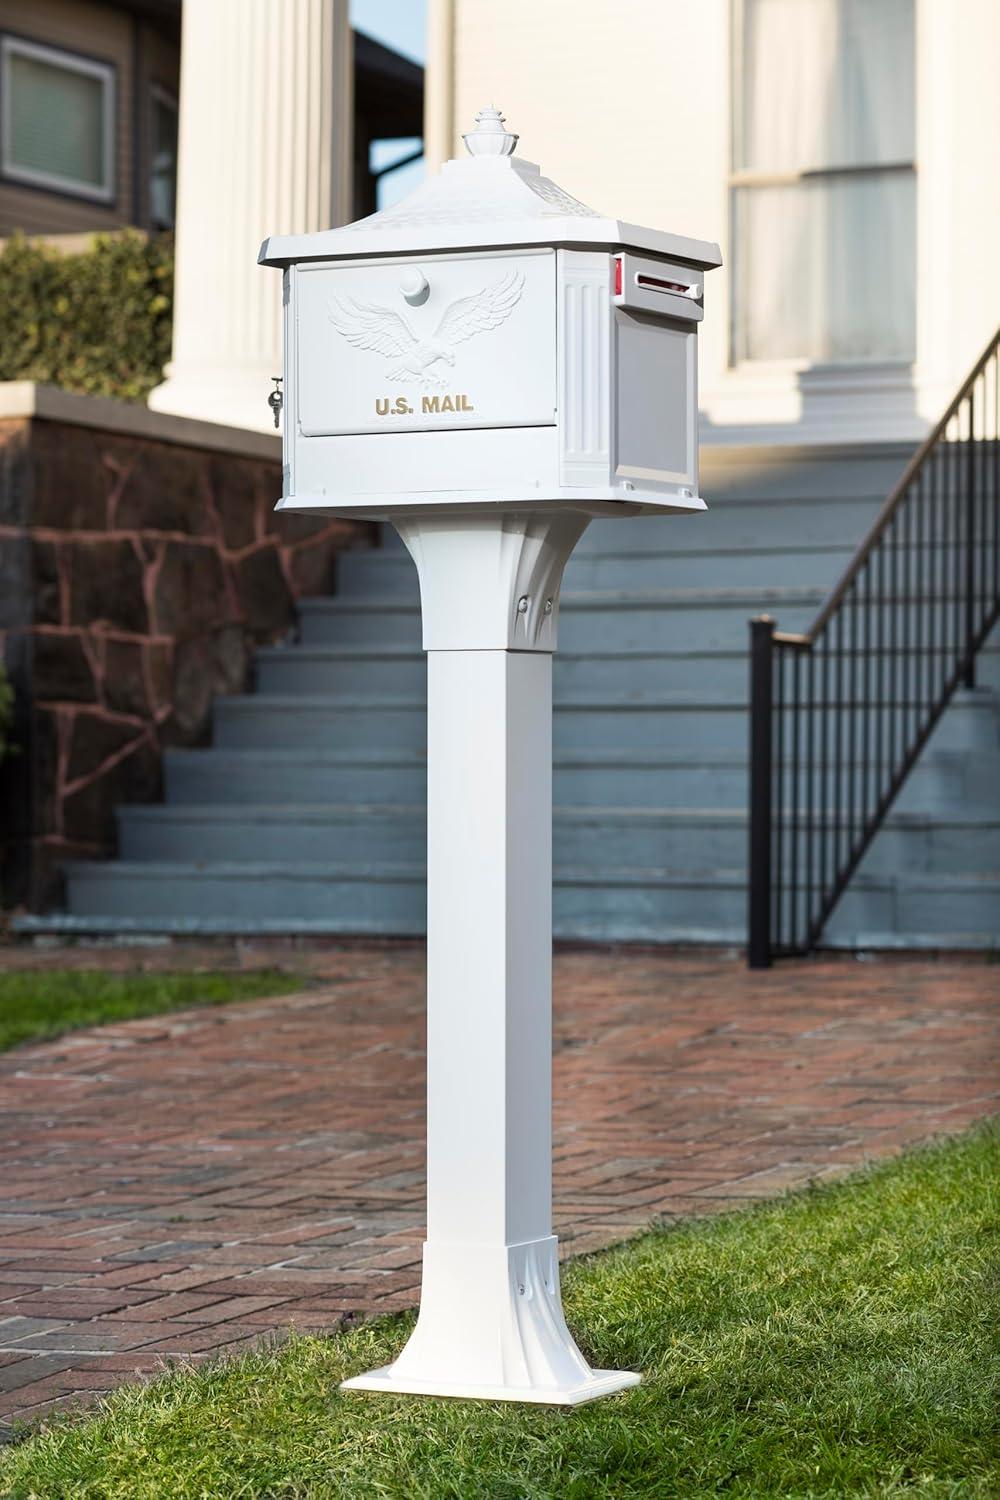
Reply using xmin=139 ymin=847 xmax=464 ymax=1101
xmin=748 ymin=328 xmax=1000 ymax=966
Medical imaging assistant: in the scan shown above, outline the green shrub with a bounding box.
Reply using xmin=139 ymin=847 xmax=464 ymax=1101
xmin=0 ymin=230 xmax=173 ymax=402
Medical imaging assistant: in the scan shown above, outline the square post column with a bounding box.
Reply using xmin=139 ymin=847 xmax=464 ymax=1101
xmin=342 ymin=509 xmax=641 ymax=1405
xmin=426 ymin=646 xmax=553 ymax=1255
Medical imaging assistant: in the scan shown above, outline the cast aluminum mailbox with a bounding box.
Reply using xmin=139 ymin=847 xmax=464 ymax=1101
xmin=260 ymin=108 xmax=721 ymax=1406
xmin=262 ymin=108 xmax=719 ymax=519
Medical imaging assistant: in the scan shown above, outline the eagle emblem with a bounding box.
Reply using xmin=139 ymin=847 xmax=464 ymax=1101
xmin=327 ymin=267 xmax=524 ymax=387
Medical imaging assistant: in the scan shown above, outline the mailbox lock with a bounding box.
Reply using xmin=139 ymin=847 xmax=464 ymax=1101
xmin=517 ymin=596 xmax=529 ymax=614
xmin=543 ymin=599 xmax=553 ymax=615
xmin=400 ymin=268 xmax=429 ymax=305
xmin=267 ymin=376 xmax=283 ymax=429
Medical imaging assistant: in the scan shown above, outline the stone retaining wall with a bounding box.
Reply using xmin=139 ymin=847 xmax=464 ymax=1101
xmin=0 ymin=388 xmax=370 ymax=911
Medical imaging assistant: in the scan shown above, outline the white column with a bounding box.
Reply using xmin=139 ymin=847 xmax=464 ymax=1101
xmin=915 ymin=0 xmax=1000 ymax=425
xmin=424 ymin=0 xmax=455 ymax=172
xmin=149 ymin=0 xmax=352 ymax=433
xmin=341 ymin=509 xmax=641 ymax=1405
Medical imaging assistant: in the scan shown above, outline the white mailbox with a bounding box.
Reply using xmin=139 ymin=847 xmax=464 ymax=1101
xmin=261 ymin=107 xmax=720 ymax=518
xmin=260 ymin=109 xmax=721 ymax=1407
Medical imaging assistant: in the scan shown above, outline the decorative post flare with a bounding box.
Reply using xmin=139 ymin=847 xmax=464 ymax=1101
xmin=259 ymin=110 xmax=721 ymax=1404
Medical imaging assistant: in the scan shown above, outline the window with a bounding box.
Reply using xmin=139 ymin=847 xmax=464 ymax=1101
xmin=149 ymin=86 xmax=177 ymax=229
xmin=1 ymin=35 xmax=115 ymax=203
xmin=731 ymin=0 xmax=915 ymax=365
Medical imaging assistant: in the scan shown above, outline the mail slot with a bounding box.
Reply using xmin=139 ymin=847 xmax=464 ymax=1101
xmin=613 ymin=251 xmax=705 ymax=321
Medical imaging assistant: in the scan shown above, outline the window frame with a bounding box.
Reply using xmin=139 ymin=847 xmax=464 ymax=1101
xmin=0 ymin=32 xmax=117 ymax=205
xmin=147 ymin=81 xmax=178 ymax=230
xmin=728 ymin=0 xmax=916 ymax=370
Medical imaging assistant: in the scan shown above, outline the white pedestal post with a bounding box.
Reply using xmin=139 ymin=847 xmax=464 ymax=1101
xmin=341 ymin=510 xmax=641 ymax=1405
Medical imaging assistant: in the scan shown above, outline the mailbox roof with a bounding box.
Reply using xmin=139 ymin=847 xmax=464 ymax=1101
xmin=259 ymin=150 xmax=722 ymax=272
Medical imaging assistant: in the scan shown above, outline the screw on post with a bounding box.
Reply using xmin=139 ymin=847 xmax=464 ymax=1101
xmin=267 ymin=376 xmax=283 ymax=429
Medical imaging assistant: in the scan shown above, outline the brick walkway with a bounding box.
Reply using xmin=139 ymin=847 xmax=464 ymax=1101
xmin=0 ymin=945 xmax=997 ymax=1435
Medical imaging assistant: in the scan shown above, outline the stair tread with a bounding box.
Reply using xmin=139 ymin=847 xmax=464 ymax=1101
xmin=165 ymin=745 xmax=428 ymax=765
xmin=352 ymin=542 xmax=856 ymax=561
xmin=256 ymin=644 xmax=425 ymax=661
xmin=218 ymin=693 xmax=749 ymax=711
xmin=166 ymin=744 xmax=1000 ymax=768
xmin=119 ymin=801 xmax=1000 ymax=832
xmin=218 ymin=689 xmax=999 ymax=712
xmin=16 ymin=913 xmax=995 ymax=949
xmin=219 ymin=692 xmax=751 ymax=709
xmin=258 ymin=644 xmax=766 ymax=661
xmin=301 ymin=585 xmax=829 ymax=611
xmin=63 ymin=858 xmax=1000 ymax=890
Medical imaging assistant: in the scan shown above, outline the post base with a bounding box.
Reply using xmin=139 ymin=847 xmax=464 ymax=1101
xmin=341 ymin=1364 xmax=641 ymax=1406
xmin=340 ymin=1235 xmax=641 ymax=1406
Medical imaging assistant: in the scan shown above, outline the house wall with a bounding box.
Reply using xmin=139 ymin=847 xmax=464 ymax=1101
xmin=0 ymin=0 xmax=179 ymax=235
xmin=0 ymin=387 xmax=371 ymax=911
xmin=427 ymin=0 xmax=1000 ymax=443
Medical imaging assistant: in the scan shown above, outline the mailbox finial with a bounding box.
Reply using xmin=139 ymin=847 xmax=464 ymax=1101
xmin=463 ymin=106 xmax=518 ymax=159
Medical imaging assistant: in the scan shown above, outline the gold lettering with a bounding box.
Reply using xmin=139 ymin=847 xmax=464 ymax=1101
xmin=375 ymin=398 xmax=390 ymax=416
xmin=440 ymin=396 xmax=455 ymax=413
xmin=460 ymin=394 xmax=474 ymax=411
xmin=422 ymin=395 xmax=441 ymax=414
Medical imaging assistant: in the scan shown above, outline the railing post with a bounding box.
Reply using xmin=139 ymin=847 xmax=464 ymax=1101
xmin=748 ymin=615 xmax=775 ymax=969
xmin=963 ymin=407 xmax=977 ymax=688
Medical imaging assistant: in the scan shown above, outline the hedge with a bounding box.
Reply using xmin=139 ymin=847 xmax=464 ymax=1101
xmin=0 ymin=231 xmax=173 ymax=402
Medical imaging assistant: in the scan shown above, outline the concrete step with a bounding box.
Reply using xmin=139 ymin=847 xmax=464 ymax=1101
xmin=337 ymin=544 xmax=858 ymax=597
xmin=211 ymin=687 xmax=998 ymax=756
xmin=164 ymin=747 xmax=428 ymax=806
xmin=60 ymin=858 xmax=1000 ymax=947
xmin=118 ymin=801 xmax=1000 ymax=876
xmin=255 ymin=645 xmax=427 ymax=697
xmin=163 ymin=743 xmax=1000 ymax=815
xmin=574 ymin=494 xmax=998 ymax=556
xmin=255 ymin=641 xmax=1000 ymax=702
xmin=212 ymin=693 xmax=752 ymax=753
xmin=299 ymin=588 xmax=998 ymax=661
xmin=256 ymin=647 xmax=754 ymax=698
xmin=372 ymin=488 xmax=892 ymax=559
xmin=574 ymin=496 xmax=889 ymax=552
xmin=296 ymin=587 xmax=828 ymax=651
xmin=65 ymin=859 xmax=427 ymax=932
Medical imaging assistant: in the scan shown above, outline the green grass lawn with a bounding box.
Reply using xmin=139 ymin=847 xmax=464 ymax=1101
xmin=1 ymin=1123 xmax=996 ymax=1499
xmin=0 ymin=968 xmax=305 ymax=1053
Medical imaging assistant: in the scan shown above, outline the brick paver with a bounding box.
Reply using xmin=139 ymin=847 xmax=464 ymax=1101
xmin=0 ymin=945 xmax=996 ymax=1435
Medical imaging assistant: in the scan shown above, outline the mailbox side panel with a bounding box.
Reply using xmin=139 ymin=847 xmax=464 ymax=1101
xmin=613 ymin=309 xmax=697 ymax=495
xmin=282 ymin=268 xmax=296 ymax=501
xmin=611 ymin=250 xmax=700 ymax=499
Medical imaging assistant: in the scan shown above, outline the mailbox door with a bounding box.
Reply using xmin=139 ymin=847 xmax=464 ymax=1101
xmin=611 ymin=252 xmax=700 ymax=496
xmin=293 ymin=248 xmax=556 ymax=439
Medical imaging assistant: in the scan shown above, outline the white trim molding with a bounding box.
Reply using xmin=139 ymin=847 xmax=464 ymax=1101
xmin=700 ymin=358 xmax=929 ymax=446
